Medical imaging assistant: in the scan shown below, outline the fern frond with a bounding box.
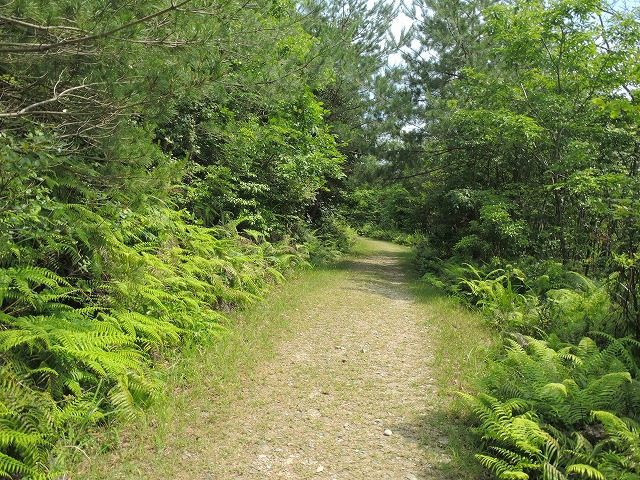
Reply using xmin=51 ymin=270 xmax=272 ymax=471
xmin=490 ymin=446 xmax=539 ymax=469
xmin=0 ymin=451 xmax=32 ymax=477
xmin=501 ymin=471 xmax=531 ymax=480
xmin=108 ymin=373 xmax=155 ymax=420
xmin=102 ymin=311 xmax=181 ymax=348
xmin=0 ymin=365 xmax=56 ymax=477
xmin=565 ymin=464 xmax=605 ymax=479
xmin=541 ymin=383 xmax=569 ymax=399
xmin=476 ymin=453 xmax=527 ymax=478
xmin=576 ymin=337 xmax=599 ymax=359
xmin=544 ymin=461 xmax=568 ymax=480
xmin=511 ymin=417 xmax=548 ymax=454
xmin=591 ymin=411 xmax=640 ymax=447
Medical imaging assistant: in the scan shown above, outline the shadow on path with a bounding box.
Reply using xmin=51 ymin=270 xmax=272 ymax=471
xmin=336 ymin=244 xmax=416 ymax=301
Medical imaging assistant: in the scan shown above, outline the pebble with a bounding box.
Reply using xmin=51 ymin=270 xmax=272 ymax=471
xmin=437 ymin=437 xmax=450 ymax=447
xmin=383 ymin=429 xmax=393 ymax=436
xmin=406 ymin=474 xmax=418 ymax=480
xmin=316 ymin=465 xmax=324 ymax=473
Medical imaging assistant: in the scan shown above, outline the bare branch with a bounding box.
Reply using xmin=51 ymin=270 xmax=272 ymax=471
xmin=386 ymin=165 xmax=446 ymax=182
xmin=0 ymin=81 xmax=100 ymax=118
xmin=384 ymin=145 xmax=475 ymax=181
xmin=0 ymin=14 xmax=86 ymax=32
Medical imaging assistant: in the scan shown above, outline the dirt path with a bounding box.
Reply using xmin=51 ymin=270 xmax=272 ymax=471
xmin=80 ymin=238 xmax=458 ymax=479
xmin=186 ymin=239 xmax=447 ymax=479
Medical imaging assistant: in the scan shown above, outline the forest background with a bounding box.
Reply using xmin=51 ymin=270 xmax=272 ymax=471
xmin=0 ymin=0 xmax=638 ymax=478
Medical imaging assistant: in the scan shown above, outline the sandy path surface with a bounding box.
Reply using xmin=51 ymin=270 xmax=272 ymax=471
xmin=168 ymin=239 xmax=446 ymax=479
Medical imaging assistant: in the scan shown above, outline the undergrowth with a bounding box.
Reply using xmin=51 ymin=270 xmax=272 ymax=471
xmin=463 ymin=334 xmax=640 ymax=480
xmin=415 ymin=242 xmax=640 ymax=480
xmin=0 ymin=134 xmax=310 ymax=479
xmin=0 ymin=212 xmax=307 ymax=478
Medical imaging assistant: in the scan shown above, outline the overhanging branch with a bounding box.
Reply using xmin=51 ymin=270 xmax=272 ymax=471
xmin=0 ymin=0 xmax=195 ymax=53
xmin=385 ymin=144 xmax=473 ymax=181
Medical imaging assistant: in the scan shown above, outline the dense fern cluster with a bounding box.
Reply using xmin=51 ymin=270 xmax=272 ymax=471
xmin=422 ymin=258 xmax=612 ymax=340
xmin=420 ymin=256 xmax=640 ymax=478
xmin=464 ymin=335 xmax=639 ymax=479
xmin=0 ymin=133 xmax=311 ymax=478
xmin=411 ymin=243 xmax=640 ymax=478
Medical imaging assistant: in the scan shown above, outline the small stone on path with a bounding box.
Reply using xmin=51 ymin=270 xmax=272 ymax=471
xmin=384 ymin=429 xmax=393 ymax=436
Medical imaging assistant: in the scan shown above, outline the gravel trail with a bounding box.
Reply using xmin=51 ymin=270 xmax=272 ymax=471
xmin=182 ymin=239 xmax=447 ymax=479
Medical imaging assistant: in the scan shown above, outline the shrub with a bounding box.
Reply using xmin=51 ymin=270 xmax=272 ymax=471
xmin=458 ymin=264 xmax=541 ymax=334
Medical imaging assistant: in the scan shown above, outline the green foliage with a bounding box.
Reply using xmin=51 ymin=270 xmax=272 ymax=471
xmin=0 ymin=125 xmax=312 ymax=477
xmin=419 ymin=255 xmax=613 ymax=342
xmin=544 ymin=277 xmax=611 ymax=343
xmin=163 ymin=91 xmax=345 ymax=235
xmin=420 ymin=255 xmax=639 ymax=478
xmin=458 ymin=264 xmax=541 ymax=334
xmin=375 ymin=0 xmax=640 ymax=335
xmin=591 ymin=410 xmax=640 ymax=478
xmin=0 ymin=196 xmax=307 ymax=476
xmin=0 ymin=366 xmax=53 ymax=479
xmin=464 ymin=335 xmax=640 ymax=480
xmin=305 ymin=211 xmax=358 ymax=262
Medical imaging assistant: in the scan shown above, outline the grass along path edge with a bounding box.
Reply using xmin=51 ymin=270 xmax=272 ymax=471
xmin=67 ymin=237 xmax=497 ymax=478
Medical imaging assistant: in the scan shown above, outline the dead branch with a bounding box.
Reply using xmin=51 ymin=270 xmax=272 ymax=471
xmin=0 ymin=74 xmax=101 ymax=118
xmin=0 ymin=14 xmax=86 ymax=32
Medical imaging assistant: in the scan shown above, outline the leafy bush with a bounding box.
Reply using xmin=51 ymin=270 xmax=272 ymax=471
xmin=544 ymin=277 xmax=611 ymax=344
xmin=358 ymin=224 xmax=422 ymax=246
xmin=453 ymin=234 xmax=493 ymax=259
xmin=313 ymin=211 xmax=358 ymax=255
xmin=413 ymin=235 xmax=439 ymax=275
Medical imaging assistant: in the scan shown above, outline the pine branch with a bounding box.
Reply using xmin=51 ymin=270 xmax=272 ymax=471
xmin=0 ymin=0 xmax=196 ymax=53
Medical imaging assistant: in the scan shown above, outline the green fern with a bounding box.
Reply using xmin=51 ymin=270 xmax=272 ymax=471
xmin=458 ymin=264 xmax=541 ymax=333
xmin=476 ymin=453 xmax=531 ymax=479
xmin=589 ymin=411 xmax=640 ymax=478
xmin=468 ymin=334 xmax=640 ymax=479
xmin=565 ymin=463 xmax=605 ymax=479
xmin=0 ymin=366 xmax=54 ymax=478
